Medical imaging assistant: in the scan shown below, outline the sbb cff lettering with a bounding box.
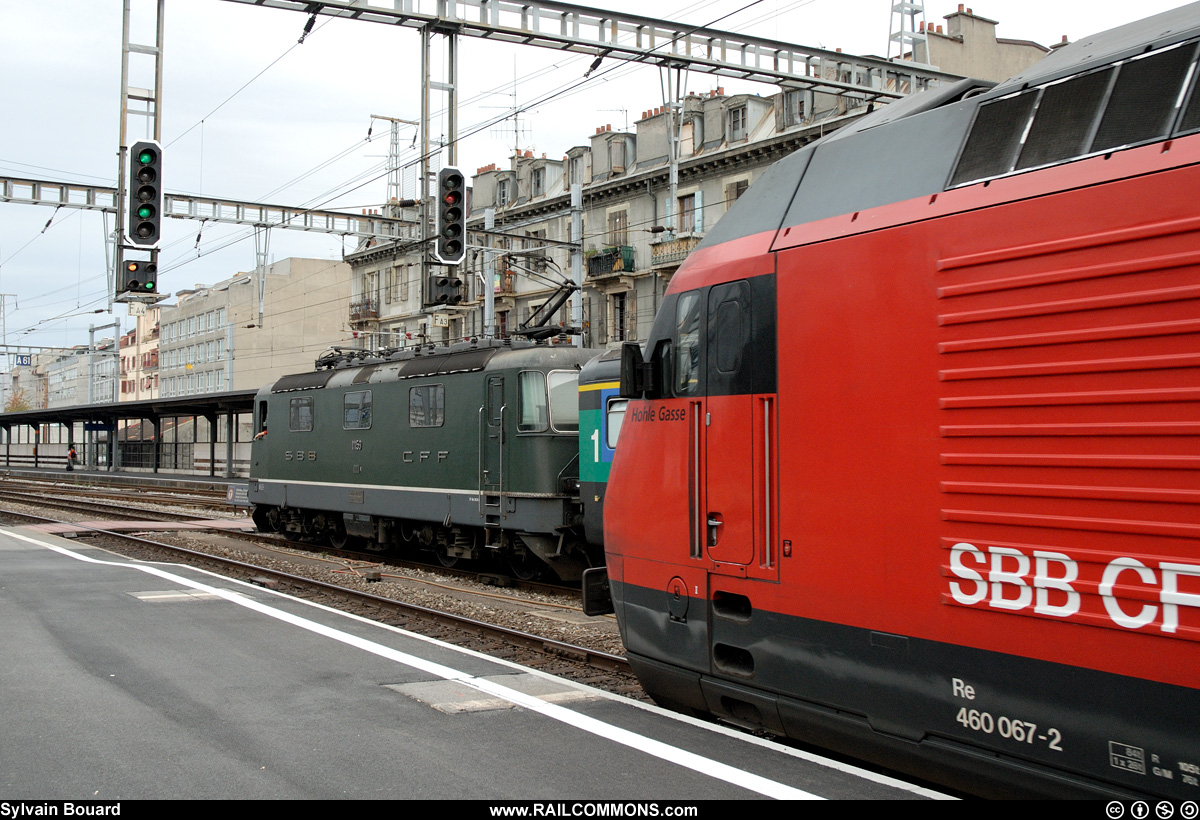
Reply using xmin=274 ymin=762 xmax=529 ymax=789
xmin=948 ymin=541 xmax=1200 ymax=635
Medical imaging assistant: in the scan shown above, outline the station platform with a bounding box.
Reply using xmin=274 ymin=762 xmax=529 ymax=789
xmin=0 ymin=525 xmax=949 ymax=801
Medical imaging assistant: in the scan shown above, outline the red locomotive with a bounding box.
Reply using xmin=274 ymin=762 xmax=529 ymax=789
xmin=600 ymin=4 xmax=1200 ymax=799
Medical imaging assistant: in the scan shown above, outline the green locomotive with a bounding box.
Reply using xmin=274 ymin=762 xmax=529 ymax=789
xmin=247 ymin=339 xmax=600 ymax=581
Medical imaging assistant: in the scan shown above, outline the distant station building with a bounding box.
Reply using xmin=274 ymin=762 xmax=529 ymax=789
xmin=156 ymin=257 xmax=352 ymax=397
xmin=119 ymin=306 xmax=161 ymax=402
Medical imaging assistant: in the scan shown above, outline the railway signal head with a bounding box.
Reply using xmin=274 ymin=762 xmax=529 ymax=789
xmin=433 ymin=166 xmax=466 ymax=265
xmin=118 ymin=258 xmax=158 ymax=296
xmin=427 ymin=274 xmax=465 ymax=306
xmin=125 ymin=140 xmax=163 ymax=249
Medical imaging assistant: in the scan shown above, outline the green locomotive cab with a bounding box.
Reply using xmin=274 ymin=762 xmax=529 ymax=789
xmin=248 ymin=339 xmax=600 ymax=581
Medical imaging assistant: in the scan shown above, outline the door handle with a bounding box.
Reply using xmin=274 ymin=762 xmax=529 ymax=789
xmin=707 ymin=513 xmax=723 ymax=547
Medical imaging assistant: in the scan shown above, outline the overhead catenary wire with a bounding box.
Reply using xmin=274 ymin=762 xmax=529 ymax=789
xmin=6 ymin=0 xmax=814 ymax=347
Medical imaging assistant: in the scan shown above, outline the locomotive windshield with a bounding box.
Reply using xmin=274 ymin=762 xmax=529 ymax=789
xmin=518 ymin=370 xmax=580 ymax=433
xmin=548 ymin=371 xmax=579 ymax=432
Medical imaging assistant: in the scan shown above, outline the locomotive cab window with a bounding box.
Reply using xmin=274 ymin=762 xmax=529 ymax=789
xmin=548 ymin=370 xmax=579 ymax=432
xmin=289 ymin=397 xmax=314 ymax=432
xmin=518 ymin=370 xmax=581 ymax=433
xmin=343 ymin=390 xmax=372 ymax=430
xmin=409 ymin=384 xmax=444 ymax=428
xmin=518 ymin=371 xmax=549 ymax=432
xmin=674 ymin=291 xmax=703 ymax=396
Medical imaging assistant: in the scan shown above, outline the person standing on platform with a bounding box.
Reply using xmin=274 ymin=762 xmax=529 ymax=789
xmin=66 ymin=446 xmax=77 ymax=472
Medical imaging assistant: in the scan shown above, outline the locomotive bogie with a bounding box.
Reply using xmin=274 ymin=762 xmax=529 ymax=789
xmin=248 ymin=341 xmax=599 ymax=581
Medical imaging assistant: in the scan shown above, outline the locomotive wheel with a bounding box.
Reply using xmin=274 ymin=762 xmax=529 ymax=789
xmin=434 ymin=543 xmax=459 ymax=568
xmin=507 ymin=549 xmax=548 ymax=582
xmin=328 ymin=518 xmax=352 ymax=550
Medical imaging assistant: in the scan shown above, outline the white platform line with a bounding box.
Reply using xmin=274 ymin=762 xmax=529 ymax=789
xmin=10 ymin=530 xmax=820 ymax=800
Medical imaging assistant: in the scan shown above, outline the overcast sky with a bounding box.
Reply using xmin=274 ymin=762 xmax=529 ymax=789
xmin=0 ymin=0 xmax=1193 ymax=353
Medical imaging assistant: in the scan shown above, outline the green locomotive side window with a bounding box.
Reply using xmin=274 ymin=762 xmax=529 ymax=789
xmin=343 ymin=390 xmax=372 ymax=430
xmin=289 ymin=397 xmax=314 ymax=432
xmin=548 ymin=370 xmax=579 ymax=433
xmin=518 ymin=371 xmax=548 ymax=432
xmin=409 ymin=384 xmax=444 ymax=427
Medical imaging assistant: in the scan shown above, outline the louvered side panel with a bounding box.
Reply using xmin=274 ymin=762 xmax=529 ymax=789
xmin=937 ymin=214 xmax=1200 ymax=639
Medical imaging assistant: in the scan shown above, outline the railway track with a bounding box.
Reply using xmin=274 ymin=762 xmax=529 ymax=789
xmin=0 ymin=480 xmax=586 ymax=597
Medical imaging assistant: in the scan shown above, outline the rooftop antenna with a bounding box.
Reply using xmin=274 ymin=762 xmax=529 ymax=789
xmin=484 ymin=57 xmax=533 ymax=155
xmin=599 ymin=108 xmax=630 ymax=133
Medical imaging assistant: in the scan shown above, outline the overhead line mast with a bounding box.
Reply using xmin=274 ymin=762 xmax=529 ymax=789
xmin=116 ymin=0 xmax=166 ymax=307
xmin=215 ymin=0 xmax=957 ymax=99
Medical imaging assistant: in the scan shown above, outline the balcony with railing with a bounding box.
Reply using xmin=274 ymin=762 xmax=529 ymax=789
xmin=349 ymin=298 xmax=379 ymax=323
xmin=587 ymin=246 xmax=635 ymax=279
xmin=650 ymin=234 xmax=703 ymax=267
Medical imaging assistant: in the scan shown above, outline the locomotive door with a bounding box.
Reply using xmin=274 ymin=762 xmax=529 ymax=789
xmin=480 ymin=375 xmax=505 ymax=513
xmin=700 ymin=278 xmax=779 ymax=583
xmin=704 ymin=281 xmax=757 ymax=568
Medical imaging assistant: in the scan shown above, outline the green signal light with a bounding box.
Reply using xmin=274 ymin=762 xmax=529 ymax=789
xmin=138 ymin=150 xmax=155 ymax=165
xmin=142 ymin=281 xmax=155 ymax=291
xmin=137 ymin=205 xmax=153 ymax=218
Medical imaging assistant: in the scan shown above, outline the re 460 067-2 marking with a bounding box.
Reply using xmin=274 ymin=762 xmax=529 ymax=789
xmin=951 ymin=677 xmax=1063 ymax=751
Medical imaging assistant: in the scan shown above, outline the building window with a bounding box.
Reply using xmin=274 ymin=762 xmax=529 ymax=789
xmin=497 ymin=179 xmax=511 ymax=207
xmin=725 ymin=179 xmax=749 ymax=209
xmin=532 ymin=167 xmax=545 ymax=197
xmin=784 ymin=91 xmax=806 ymax=127
xmin=610 ymin=138 xmax=626 ymax=173
xmin=678 ymin=192 xmax=705 ymax=233
xmin=525 ymin=229 xmax=548 ymax=271
xmin=607 ymin=210 xmax=628 ymax=247
xmin=730 ymin=105 xmax=747 ymax=141
xmin=611 ymin=292 xmax=627 ymax=342
xmin=569 ymin=155 xmax=585 ymax=186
